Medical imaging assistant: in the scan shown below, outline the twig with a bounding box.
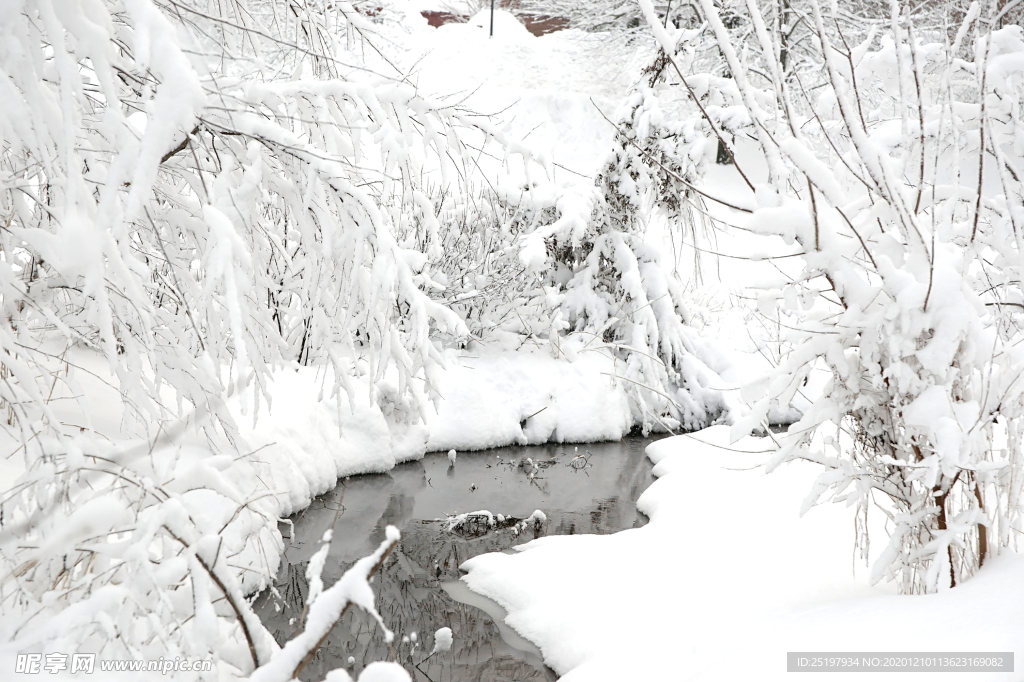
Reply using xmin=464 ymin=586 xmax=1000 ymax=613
xmin=591 ymin=99 xmax=754 ymax=214
xmin=290 ymin=536 xmax=399 ymax=679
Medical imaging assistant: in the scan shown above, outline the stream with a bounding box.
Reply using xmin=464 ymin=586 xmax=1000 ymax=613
xmin=253 ymin=436 xmax=659 ymax=681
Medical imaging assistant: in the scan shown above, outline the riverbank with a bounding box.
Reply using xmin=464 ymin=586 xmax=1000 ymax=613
xmin=460 ymin=427 xmax=1024 ymax=681
xmin=254 ymin=437 xmax=658 ymax=681
xmin=0 ymin=338 xmax=667 ymax=678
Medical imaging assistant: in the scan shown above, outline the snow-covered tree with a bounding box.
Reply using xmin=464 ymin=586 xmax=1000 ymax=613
xmin=638 ymin=0 xmax=1024 ymax=592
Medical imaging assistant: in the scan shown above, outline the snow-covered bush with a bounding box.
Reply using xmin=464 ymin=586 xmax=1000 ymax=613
xmin=641 ymin=0 xmax=1024 ymax=592
xmin=518 ymin=0 xmax=685 ymax=33
xmin=460 ymin=126 xmax=741 ymax=431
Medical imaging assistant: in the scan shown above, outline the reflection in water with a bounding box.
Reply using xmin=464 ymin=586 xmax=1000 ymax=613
xmin=253 ymin=437 xmax=658 ymax=681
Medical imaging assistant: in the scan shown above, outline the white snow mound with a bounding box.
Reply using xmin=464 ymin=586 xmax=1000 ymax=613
xmin=465 ymin=9 xmax=533 ymax=42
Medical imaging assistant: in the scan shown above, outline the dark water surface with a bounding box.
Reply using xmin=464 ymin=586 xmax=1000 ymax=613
xmin=254 ymin=437 xmax=658 ymax=681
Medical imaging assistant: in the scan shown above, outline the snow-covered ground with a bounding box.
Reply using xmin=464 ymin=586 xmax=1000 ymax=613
xmin=397 ymin=8 xmax=637 ymax=179
xmin=462 ymin=428 xmax=1024 ymax=681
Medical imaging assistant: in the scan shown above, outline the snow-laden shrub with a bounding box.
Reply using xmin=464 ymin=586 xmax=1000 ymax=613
xmin=448 ymin=120 xmax=743 ymax=431
xmin=520 ymin=0 xmax=921 ymax=80
xmin=642 ymin=0 xmax=1024 ymax=592
xmin=508 ymin=20 xmax=758 ymax=433
xmin=567 ymin=89 xmax=741 ymax=431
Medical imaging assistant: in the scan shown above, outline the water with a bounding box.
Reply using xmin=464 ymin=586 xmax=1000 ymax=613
xmin=254 ymin=437 xmax=658 ymax=681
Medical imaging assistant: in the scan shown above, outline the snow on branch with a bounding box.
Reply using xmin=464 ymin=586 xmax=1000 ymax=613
xmin=248 ymin=527 xmax=400 ymax=682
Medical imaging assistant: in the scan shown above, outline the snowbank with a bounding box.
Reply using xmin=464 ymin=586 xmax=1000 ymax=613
xmin=232 ymin=369 xmax=405 ymax=515
xmin=460 ymin=426 xmax=1024 ymax=681
xmin=427 ymin=344 xmax=631 ymax=451
xmin=230 ymin=341 xmax=632 ymax=518
xmin=463 ymin=9 xmax=534 ymax=43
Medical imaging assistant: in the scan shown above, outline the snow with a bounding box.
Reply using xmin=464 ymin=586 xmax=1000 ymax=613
xmin=320 ymin=661 xmax=412 ymax=682
xmin=231 ymin=367 xmax=405 ymax=515
xmin=430 ymin=627 xmax=453 ymax=655
xmin=5 ymin=1 xmax=1024 ymax=680
xmin=464 ymin=9 xmax=533 ymax=43
xmin=354 ymin=662 xmax=411 ymax=682
xmin=306 ymin=530 xmax=333 ymax=608
xmin=460 ymin=427 xmax=1024 ymax=681
xmin=397 ymin=9 xmax=636 ymax=180
xmin=426 ymin=341 xmax=632 ymax=451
